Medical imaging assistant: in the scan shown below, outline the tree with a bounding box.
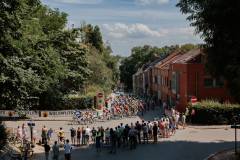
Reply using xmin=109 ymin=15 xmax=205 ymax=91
xmin=177 ymin=0 xmax=240 ymax=102
xmin=0 ymin=0 xmax=90 ymax=110
xmin=80 ymin=24 xmax=104 ymax=52
xmin=79 ymin=23 xmax=120 ymax=94
xmin=0 ymin=1 xmax=118 ymax=110
xmin=0 ymin=0 xmax=44 ymax=110
xmin=180 ymin=43 xmax=199 ymax=52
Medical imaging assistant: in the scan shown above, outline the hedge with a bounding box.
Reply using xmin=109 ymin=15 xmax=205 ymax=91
xmin=188 ymin=100 xmax=240 ymax=125
xmin=63 ymin=95 xmax=94 ymax=110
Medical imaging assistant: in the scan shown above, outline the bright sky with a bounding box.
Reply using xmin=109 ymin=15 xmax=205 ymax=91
xmin=41 ymin=0 xmax=203 ymax=56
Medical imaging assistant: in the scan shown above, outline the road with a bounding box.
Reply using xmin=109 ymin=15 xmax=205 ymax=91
xmin=4 ymin=107 xmax=238 ymax=160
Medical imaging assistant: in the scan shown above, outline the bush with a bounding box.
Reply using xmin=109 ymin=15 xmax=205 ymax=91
xmin=0 ymin=122 xmax=7 ymax=150
xmin=188 ymin=100 xmax=240 ymax=125
xmin=63 ymin=95 xmax=94 ymax=109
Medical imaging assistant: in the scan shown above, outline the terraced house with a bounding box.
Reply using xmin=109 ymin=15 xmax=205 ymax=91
xmin=133 ymin=49 xmax=232 ymax=112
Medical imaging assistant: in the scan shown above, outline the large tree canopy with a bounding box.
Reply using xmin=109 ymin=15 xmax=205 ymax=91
xmin=177 ymin=0 xmax=240 ymax=102
xmin=0 ymin=0 xmax=120 ymax=110
xmin=0 ymin=0 xmax=91 ymax=110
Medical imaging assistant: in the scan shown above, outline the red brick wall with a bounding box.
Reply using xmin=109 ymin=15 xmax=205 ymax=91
xmin=171 ymin=63 xmax=231 ymax=112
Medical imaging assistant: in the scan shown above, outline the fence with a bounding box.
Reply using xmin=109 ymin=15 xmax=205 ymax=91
xmin=0 ymin=110 xmax=75 ymax=118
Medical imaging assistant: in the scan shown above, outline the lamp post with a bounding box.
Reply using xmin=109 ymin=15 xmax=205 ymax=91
xmin=27 ymin=120 xmax=35 ymax=148
xmin=231 ymin=115 xmax=240 ymax=155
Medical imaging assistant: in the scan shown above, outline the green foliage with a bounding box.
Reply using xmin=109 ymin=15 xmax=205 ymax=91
xmin=179 ymin=44 xmax=199 ymax=52
xmin=80 ymin=24 xmax=104 ymax=52
xmin=177 ymin=0 xmax=240 ymax=102
xmin=63 ymin=94 xmax=93 ymax=109
xmin=80 ymin=24 xmax=120 ymax=95
xmin=189 ymin=100 xmax=240 ymax=124
xmin=0 ymin=122 xmax=7 ymax=150
xmin=0 ymin=0 xmax=90 ymax=110
xmin=0 ymin=0 xmax=120 ymax=110
xmin=120 ymin=45 xmax=179 ymax=91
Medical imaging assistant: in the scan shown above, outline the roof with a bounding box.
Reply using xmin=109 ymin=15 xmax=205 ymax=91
xmin=154 ymin=50 xmax=182 ymax=69
xmin=133 ymin=48 xmax=202 ymax=76
xmin=133 ymin=67 xmax=143 ymax=76
xmin=143 ymin=55 xmax=167 ymax=72
xmin=172 ymin=48 xmax=202 ymax=64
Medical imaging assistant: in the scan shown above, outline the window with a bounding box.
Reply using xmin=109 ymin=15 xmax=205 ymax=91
xmin=158 ymin=91 xmax=161 ymax=99
xmin=157 ymin=76 xmax=161 ymax=84
xmin=215 ymin=78 xmax=224 ymax=87
xmin=204 ymin=78 xmax=214 ymax=88
xmin=204 ymin=78 xmax=224 ymax=88
xmin=172 ymin=72 xmax=176 ymax=92
xmin=155 ymin=76 xmax=158 ymax=84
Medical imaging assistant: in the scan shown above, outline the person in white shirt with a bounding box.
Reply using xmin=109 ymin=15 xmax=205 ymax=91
xmin=64 ymin=139 xmax=72 ymax=160
xmin=85 ymin=126 xmax=91 ymax=145
xmin=175 ymin=112 xmax=180 ymax=129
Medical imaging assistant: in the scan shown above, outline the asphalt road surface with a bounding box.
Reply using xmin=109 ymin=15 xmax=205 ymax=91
xmin=5 ymin=107 xmax=237 ymax=160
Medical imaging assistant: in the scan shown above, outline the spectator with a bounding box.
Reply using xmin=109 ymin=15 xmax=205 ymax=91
xmin=128 ymin=126 xmax=137 ymax=149
xmin=105 ymin=128 xmax=110 ymax=145
xmin=142 ymin=123 xmax=148 ymax=144
xmin=42 ymin=125 xmax=48 ymax=145
xmin=95 ymin=131 xmax=101 ymax=152
xmin=153 ymin=122 xmax=158 ymax=143
xmin=123 ymin=125 xmax=129 ymax=147
xmin=44 ymin=142 xmax=50 ymax=160
xmin=135 ymin=121 xmax=141 ymax=144
xmin=147 ymin=121 xmax=153 ymax=139
xmin=100 ymin=126 xmax=105 ymax=143
xmin=70 ymin=127 xmax=76 ymax=145
xmin=110 ymin=128 xmax=117 ymax=154
xmin=64 ymin=139 xmax=72 ymax=160
xmin=91 ymin=127 xmax=97 ymax=142
xmin=182 ymin=113 xmax=186 ymax=129
xmin=47 ymin=128 xmax=53 ymax=143
xmin=58 ymin=127 xmax=65 ymax=143
xmin=22 ymin=123 xmax=27 ymax=143
xmin=76 ymin=127 xmax=81 ymax=146
xmin=52 ymin=141 xmax=60 ymax=160
xmin=85 ymin=126 xmax=91 ymax=145
xmin=82 ymin=127 xmax=86 ymax=145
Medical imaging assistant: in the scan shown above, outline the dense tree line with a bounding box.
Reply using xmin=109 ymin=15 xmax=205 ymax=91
xmin=0 ymin=0 xmax=119 ymax=110
xmin=177 ymin=0 xmax=240 ymax=102
xmin=120 ymin=44 xmax=198 ymax=91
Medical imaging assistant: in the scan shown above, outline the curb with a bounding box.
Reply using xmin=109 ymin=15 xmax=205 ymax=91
xmin=188 ymin=126 xmax=230 ymax=130
xmin=203 ymin=148 xmax=234 ymax=160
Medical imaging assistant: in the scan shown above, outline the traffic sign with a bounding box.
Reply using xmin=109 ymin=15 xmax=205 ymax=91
xmin=191 ymin=96 xmax=197 ymax=105
xmin=96 ymin=92 xmax=104 ymax=110
xmin=98 ymin=93 xmax=103 ymax=98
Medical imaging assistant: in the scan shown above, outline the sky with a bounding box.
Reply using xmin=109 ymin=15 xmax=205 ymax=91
xmin=41 ymin=0 xmax=203 ymax=56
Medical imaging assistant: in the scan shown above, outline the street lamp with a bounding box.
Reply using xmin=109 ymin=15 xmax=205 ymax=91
xmin=231 ymin=115 xmax=240 ymax=155
xmin=27 ymin=120 xmax=35 ymax=148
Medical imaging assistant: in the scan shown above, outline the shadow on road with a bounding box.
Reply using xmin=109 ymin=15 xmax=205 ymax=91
xmin=33 ymin=140 xmax=234 ymax=160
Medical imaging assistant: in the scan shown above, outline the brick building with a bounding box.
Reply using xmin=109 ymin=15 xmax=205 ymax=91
xmin=133 ymin=48 xmax=232 ymax=112
xmin=169 ymin=49 xmax=231 ymax=111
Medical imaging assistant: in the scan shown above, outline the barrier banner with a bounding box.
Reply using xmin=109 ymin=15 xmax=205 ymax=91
xmin=0 ymin=110 xmax=75 ymax=117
